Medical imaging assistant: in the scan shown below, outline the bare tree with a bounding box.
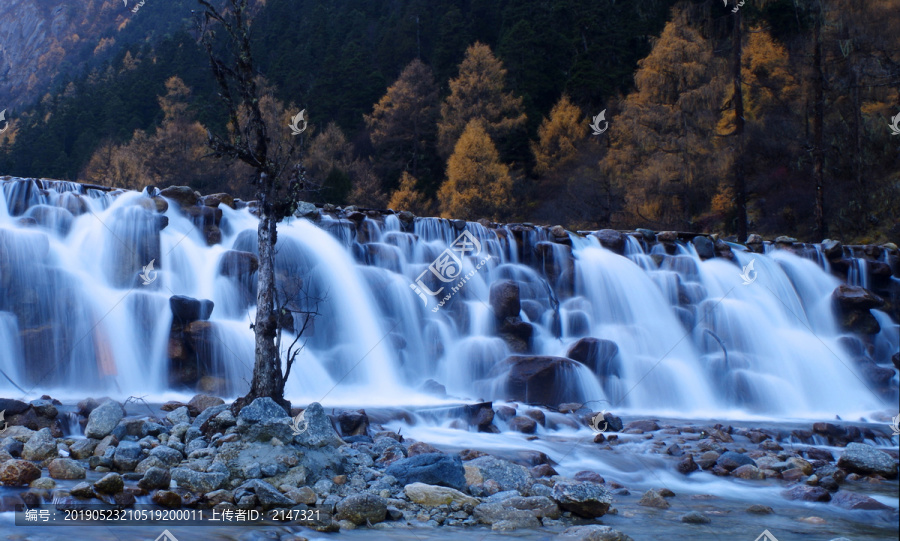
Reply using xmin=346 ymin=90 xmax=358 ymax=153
xmin=196 ymin=0 xmax=308 ymax=413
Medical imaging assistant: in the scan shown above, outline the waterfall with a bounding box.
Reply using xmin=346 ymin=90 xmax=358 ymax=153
xmin=0 ymin=178 xmax=896 ymax=419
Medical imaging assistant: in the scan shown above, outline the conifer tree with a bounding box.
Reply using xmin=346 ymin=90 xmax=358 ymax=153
xmin=531 ymin=95 xmax=587 ymax=176
xmin=438 ymin=119 xmax=512 ymax=220
xmin=437 ymin=43 xmax=527 ymax=158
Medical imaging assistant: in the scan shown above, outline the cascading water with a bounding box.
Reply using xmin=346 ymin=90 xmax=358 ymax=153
xmin=0 ymin=178 xmax=896 ymax=421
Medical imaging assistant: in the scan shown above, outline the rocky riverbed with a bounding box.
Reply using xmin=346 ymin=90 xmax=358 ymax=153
xmin=0 ymin=394 xmax=897 ymax=540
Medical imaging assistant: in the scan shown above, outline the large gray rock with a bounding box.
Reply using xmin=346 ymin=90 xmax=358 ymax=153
xmin=21 ymin=428 xmax=57 ymax=461
xmin=170 ymin=295 xmax=215 ymax=323
xmin=592 ymin=229 xmax=626 ymax=254
xmin=830 ymin=491 xmax=892 ymax=510
xmin=292 ymin=402 xmax=344 ymax=448
xmin=473 ymin=501 xmax=540 ymax=528
xmin=171 ymin=467 xmax=228 ymax=493
xmin=464 ymin=456 xmax=532 ymax=493
xmin=551 ymin=480 xmax=612 ymax=518
xmin=831 ymin=285 xmax=884 ymax=311
xmin=48 ymin=458 xmax=86 ymax=479
xmin=335 ymin=493 xmax=387 ymax=525
xmin=149 ymin=445 xmax=183 ymax=466
xmin=293 ymin=201 xmax=319 ymax=220
xmin=385 ymin=453 xmax=466 ymax=491
xmin=716 ymin=451 xmax=756 ymax=471
xmin=238 ymin=479 xmax=294 ymax=510
xmin=492 ymin=356 xmax=588 ymax=406
xmin=565 ymin=337 xmax=619 ymax=376
xmin=490 ymin=281 xmax=521 ymax=320
xmin=234 ymin=398 xmax=294 ymax=443
xmin=85 ymin=400 xmax=124 ymax=439
xmin=138 ymin=467 xmax=171 ymax=490
xmin=113 ymin=441 xmax=143 ymax=471
xmin=692 ymin=236 xmax=714 ymax=259
xmin=555 ymin=525 xmax=634 ymax=541
xmin=0 ymin=459 xmax=41 ymax=485
xmin=837 ymin=443 xmax=898 ymax=478
xmin=404 ymin=482 xmax=479 ymax=507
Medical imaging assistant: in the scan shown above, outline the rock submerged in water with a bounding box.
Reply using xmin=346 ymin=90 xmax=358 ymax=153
xmin=554 ymin=525 xmax=634 ymax=541
xmin=492 ymin=355 xmax=588 ymax=406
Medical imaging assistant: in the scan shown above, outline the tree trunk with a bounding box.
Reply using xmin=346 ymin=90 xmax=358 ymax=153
xmin=812 ymin=3 xmax=827 ymax=239
xmin=732 ymin=9 xmax=747 ymax=243
xmin=237 ymin=176 xmax=289 ymax=413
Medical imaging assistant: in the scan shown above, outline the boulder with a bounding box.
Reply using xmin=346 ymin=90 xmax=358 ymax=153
xmin=680 ymin=511 xmax=711 ymax=524
xmin=113 ymin=441 xmax=143 ymax=471
xmin=21 ymin=428 xmax=57 ymax=461
xmin=493 ymin=355 xmax=587 ymax=406
xmin=830 ymin=491 xmax=892 ymax=510
xmin=473 ymin=501 xmax=541 ymax=527
xmin=592 ymin=230 xmax=626 ymax=254
xmin=822 ymin=239 xmax=843 ymax=259
xmin=490 ymin=281 xmax=521 ymax=320
xmin=292 ymin=402 xmax=344 ymax=448
xmin=337 ymin=410 xmax=369 ymax=437
xmin=0 ymin=459 xmax=41 ymax=485
xmin=554 ymin=525 xmax=634 ymax=541
xmin=335 ymin=493 xmax=387 ymax=525
xmin=48 ymin=458 xmax=86 ymax=479
xmin=637 ymin=489 xmax=670 ymax=509
xmin=509 ymin=416 xmax=537 ymax=434
xmin=138 ymin=467 xmax=171 ymax=490
xmin=716 ymin=451 xmax=756 ymax=472
xmin=293 ymin=201 xmax=319 ymax=220
xmin=84 ymin=401 xmax=124 ymax=439
xmin=385 ymin=453 xmax=466 ymax=491
xmin=93 ymin=472 xmax=124 ymax=494
xmin=784 ymin=485 xmax=831 ymax=502
xmin=837 ymin=443 xmax=898 ymax=478
xmin=565 ymin=338 xmax=619 ymax=376
xmin=238 ymin=479 xmax=294 ymax=510
xmin=691 ymin=236 xmax=715 ymax=259
xmin=464 ymin=456 xmax=532 ymax=493
xmin=152 ymin=490 xmax=183 ymax=508
xmin=200 ymin=193 xmax=235 ymax=209
xmin=170 ymin=295 xmax=215 ymax=324
xmin=217 ymin=251 xmax=259 ymax=279
xmin=159 ymin=186 xmax=199 ymax=207
xmin=832 ymin=285 xmax=884 ymax=311
xmin=170 ymin=468 xmax=227 ymax=493
xmin=69 ymin=439 xmax=98 ymax=460
xmin=551 ymin=480 xmax=612 ymax=518
xmin=404 ymin=482 xmax=479 ymax=507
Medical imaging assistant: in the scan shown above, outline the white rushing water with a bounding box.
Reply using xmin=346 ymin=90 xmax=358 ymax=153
xmin=0 ymin=178 xmax=896 ymax=422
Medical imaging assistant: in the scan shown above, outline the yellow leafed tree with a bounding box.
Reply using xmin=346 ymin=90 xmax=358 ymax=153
xmin=388 ymin=172 xmax=431 ymax=215
xmin=438 ymin=119 xmax=512 ymax=221
xmin=437 ymin=42 xmax=527 ymax=158
xmin=531 ymin=94 xmax=587 ymax=176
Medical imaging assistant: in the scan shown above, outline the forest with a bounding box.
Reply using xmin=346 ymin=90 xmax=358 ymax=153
xmin=0 ymin=0 xmax=897 ymax=242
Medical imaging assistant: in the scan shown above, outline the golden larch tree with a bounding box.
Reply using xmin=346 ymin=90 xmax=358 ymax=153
xmin=531 ymin=94 xmax=587 ymax=176
xmin=437 ymin=42 xmax=527 ymax=158
xmin=388 ymin=172 xmax=431 ymax=215
xmin=438 ymin=119 xmax=512 ymax=221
